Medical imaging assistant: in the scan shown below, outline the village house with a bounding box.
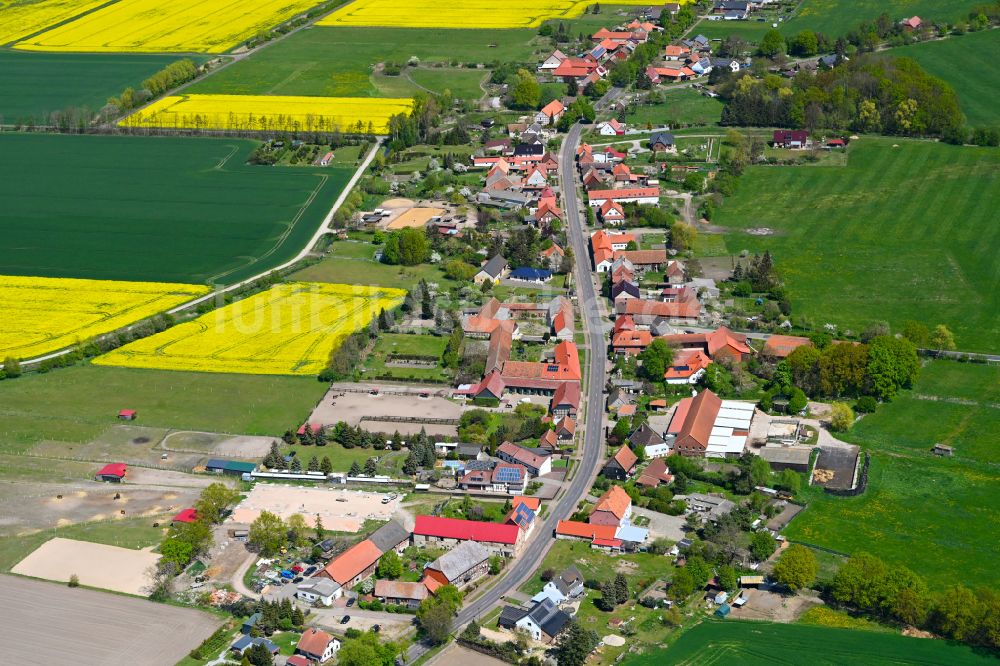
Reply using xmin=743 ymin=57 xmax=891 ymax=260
xmin=531 ymin=565 xmax=584 ymax=605
xmin=500 ymin=597 xmax=572 ymax=642
xmin=590 ymin=485 xmax=632 ymax=527
xmin=295 ymin=628 xmax=340 ymax=664
xmin=474 ymin=254 xmax=509 ymax=285
xmin=602 ymin=445 xmax=638 ymax=480
xmin=664 ymin=348 xmax=712 ymax=384
xmin=296 ymin=577 xmax=342 ymax=606
xmin=421 ymin=539 xmax=492 ymax=592
xmin=772 ymin=130 xmax=810 ymax=149
xmin=498 ymin=441 xmax=552 ymax=476
xmin=648 ymin=131 xmax=676 ymax=153
xmin=597 ymin=118 xmax=626 ymax=136
xmin=636 ymin=458 xmax=674 ymax=488
xmin=536 ymin=99 xmax=565 ymax=125
xmin=661 ymin=326 xmax=752 ymax=364
xmin=539 ymin=242 xmax=565 ymax=270
xmin=374 ymin=580 xmax=428 ymax=609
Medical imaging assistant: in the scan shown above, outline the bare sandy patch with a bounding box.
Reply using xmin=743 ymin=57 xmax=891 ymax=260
xmin=13 ymin=538 xmax=159 ymax=595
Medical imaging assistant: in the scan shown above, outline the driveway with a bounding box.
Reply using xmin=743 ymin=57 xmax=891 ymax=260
xmin=631 ymin=506 xmax=686 ymax=541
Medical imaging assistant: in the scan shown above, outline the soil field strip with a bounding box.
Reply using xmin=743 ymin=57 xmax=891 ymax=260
xmin=12 ymin=537 xmax=159 ymax=595
xmin=0 ymin=574 xmax=221 ymax=665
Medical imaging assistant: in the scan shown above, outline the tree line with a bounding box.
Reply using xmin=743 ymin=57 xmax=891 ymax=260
xmin=717 ymin=54 xmax=965 ymax=141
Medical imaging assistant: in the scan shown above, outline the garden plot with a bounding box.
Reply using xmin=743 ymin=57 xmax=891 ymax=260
xmin=13 ymin=537 xmax=159 ymax=595
xmin=230 ymin=484 xmax=400 ymax=532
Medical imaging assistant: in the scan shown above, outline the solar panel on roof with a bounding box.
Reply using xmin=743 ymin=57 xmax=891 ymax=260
xmin=496 ymin=467 xmax=522 ymax=482
xmin=547 ymin=365 xmax=560 ymax=371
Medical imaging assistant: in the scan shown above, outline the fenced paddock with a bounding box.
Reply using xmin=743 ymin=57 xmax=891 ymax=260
xmin=0 ymin=575 xmax=221 ymax=666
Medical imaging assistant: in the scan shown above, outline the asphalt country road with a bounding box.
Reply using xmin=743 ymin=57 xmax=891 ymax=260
xmin=405 ymin=122 xmax=606 ymax=662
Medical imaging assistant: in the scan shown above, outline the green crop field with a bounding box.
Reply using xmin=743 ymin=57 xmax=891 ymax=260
xmin=0 ymin=133 xmax=353 ymax=284
xmin=693 ymin=0 xmax=985 ymax=43
xmin=0 ymin=365 xmax=326 ymax=454
xmin=783 ymin=361 xmax=1000 ymax=589
xmin=0 ymin=52 xmax=182 ymax=124
xmin=712 ymin=138 xmax=1000 ymax=352
xmin=889 ymin=30 xmax=1000 ymax=129
xmin=627 ymin=620 xmax=996 ymax=665
xmin=190 ymin=26 xmax=539 ymax=98
xmin=290 ymin=241 xmax=458 ymax=291
xmin=407 ymin=68 xmax=486 ymax=101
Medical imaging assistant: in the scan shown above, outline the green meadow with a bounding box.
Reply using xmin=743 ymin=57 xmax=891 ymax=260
xmin=785 ymin=361 xmax=1000 ymax=589
xmin=889 ymin=29 xmax=1000 ymax=129
xmin=190 ymin=26 xmax=540 ymax=98
xmin=0 ymin=133 xmax=352 ymax=284
xmin=713 ymin=138 xmax=1000 ymax=353
xmin=627 ymin=620 xmax=997 ymax=665
xmin=0 ymin=51 xmax=181 ymax=124
xmin=0 ymin=365 xmax=326 ymax=454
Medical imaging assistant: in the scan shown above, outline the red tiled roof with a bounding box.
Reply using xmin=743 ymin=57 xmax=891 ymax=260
xmin=615 ymin=249 xmax=667 ymax=265
xmin=498 ymin=441 xmax=549 ymax=470
xmin=672 ymin=389 xmax=723 ymax=452
xmin=612 ymin=445 xmax=638 ymax=471
xmin=617 ymin=404 xmax=637 ymax=416
xmin=614 ymin=314 xmax=635 ymax=332
xmin=321 ymin=539 xmax=382 ymax=585
xmin=97 ymin=463 xmax=127 ymax=478
xmin=539 ymin=99 xmax=565 ymax=117
xmin=552 ymin=381 xmax=581 ymax=409
xmin=593 ymin=485 xmax=631 ymax=520
xmin=286 ymin=656 xmax=311 ymax=666
xmin=612 ymin=329 xmax=652 ymax=350
xmin=556 ymin=520 xmax=617 ymax=540
xmin=762 ymin=334 xmax=812 ymax=358
xmin=664 ymin=349 xmax=711 ymax=380
xmin=413 ymin=516 xmax=520 ymax=545
xmin=592 ymin=537 xmax=623 ymax=548
xmin=619 ymin=298 xmax=701 ymax=320
xmin=375 ymin=579 xmax=428 ymax=601
xmin=297 ymin=628 xmax=334 ymax=658
xmin=588 ymin=187 xmax=660 ymax=201
xmin=556 ymin=416 xmax=576 ymax=434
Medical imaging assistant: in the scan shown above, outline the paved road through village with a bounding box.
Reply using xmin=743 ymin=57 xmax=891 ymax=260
xmin=405 ymin=122 xmax=606 ymax=662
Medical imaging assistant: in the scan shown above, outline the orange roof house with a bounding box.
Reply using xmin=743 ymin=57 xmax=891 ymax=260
xmin=602 ymin=445 xmax=638 ymax=480
xmin=663 ymin=348 xmax=711 ymax=384
xmin=317 ymin=539 xmax=382 ymax=586
xmin=590 ymin=485 xmax=632 ymax=527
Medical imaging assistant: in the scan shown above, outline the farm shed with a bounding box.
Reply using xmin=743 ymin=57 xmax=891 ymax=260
xmin=117 ymin=409 xmax=137 ymax=421
xmin=205 ymin=459 xmax=257 ymax=476
xmin=96 ymin=463 xmax=127 ymax=482
xmin=172 ymin=508 xmax=198 ymax=524
xmin=758 ymin=446 xmax=812 ymax=473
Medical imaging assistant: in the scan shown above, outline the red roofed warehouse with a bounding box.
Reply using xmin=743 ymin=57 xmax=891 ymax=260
xmin=412 ymin=515 xmax=524 ymax=557
xmin=96 ymin=463 xmax=127 ymax=483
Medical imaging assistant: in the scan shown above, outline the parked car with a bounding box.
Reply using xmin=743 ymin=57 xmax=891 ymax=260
xmin=340 ymin=615 xmax=351 ymax=624
xmin=346 ymin=597 xmax=356 ymax=607
xmin=304 ymin=566 xmax=317 ymax=576
xmin=372 ymin=624 xmax=381 ymax=633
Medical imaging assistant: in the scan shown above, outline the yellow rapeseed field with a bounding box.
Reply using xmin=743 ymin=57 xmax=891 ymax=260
xmin=93 ymin=283 xmax=406 ymax=376
xmin=14 ymin=0 xmax=323 ymax=53
xmin=0 ymin=0 xmax=106 ymax=46
xmin=119 ymin=94 xmax=412 ymax=134
xmin=0 ymin=276 xmax=209 ymax=360
xmin=319 ymin=0 xmax=677 ymax=29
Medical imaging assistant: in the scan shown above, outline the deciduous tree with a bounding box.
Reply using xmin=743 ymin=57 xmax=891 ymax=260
xmin=771 ymin=544 xmax=817 ymax=591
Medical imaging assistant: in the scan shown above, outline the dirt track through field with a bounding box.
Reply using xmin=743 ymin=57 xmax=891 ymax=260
xmin=0 ymin=575 xmax=220 ymax=666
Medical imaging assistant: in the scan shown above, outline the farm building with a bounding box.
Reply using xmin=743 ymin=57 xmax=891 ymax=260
xmin=295 ymin=628 xmax=340 ymax=663
xmin=421 ymin=540 xmax=491 ymax=592
xmin=758 ymin=446 xmax=812 ymax=472
xmin=668 ymin=390 xmax=755 ymax=457
xmin=316 ymin=539 xmax=382 ymax=587
xmin=374 ymin=580 xmax=428 ymax=608
xmin=205 ymin=459 xmax=257 ymax=476
xmin=117 ymin=409 xmax=137 ymax=421
xmin=412 ymin=516 xmax=522 ymax=557
xmin=296 ymin=578 xmax=341 ymax=606
xmin=95 ymin=463 xmax=127 ymax=482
